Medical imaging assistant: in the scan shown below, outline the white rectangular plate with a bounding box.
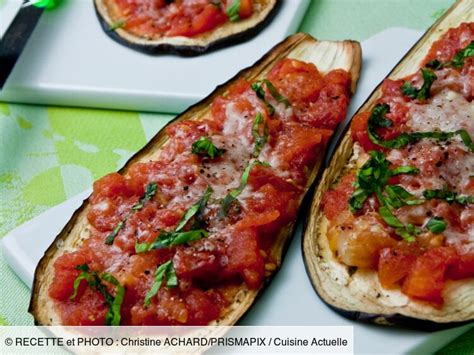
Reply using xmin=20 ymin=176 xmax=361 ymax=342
xmin=2 ymin=27 xmax=473 ymax=353
xmin=0 ymin=0 xmax=309 ymax=113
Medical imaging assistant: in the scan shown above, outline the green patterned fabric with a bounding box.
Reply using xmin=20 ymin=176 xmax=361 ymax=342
xmin=0 ymin=0 xmax=470 ymax=352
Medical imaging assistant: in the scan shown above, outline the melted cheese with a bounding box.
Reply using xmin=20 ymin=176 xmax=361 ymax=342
xmin=408 ymin=89 xmax=474 ymax=136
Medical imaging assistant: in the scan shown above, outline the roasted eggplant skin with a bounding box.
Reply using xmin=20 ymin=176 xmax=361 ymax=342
xmin=94 ymin=0 xmax=282 ymax=56
xmin=29 ymin=33 xmax=361 ymax=326
xmin=302 ymin=0 xmax=474 ymax=329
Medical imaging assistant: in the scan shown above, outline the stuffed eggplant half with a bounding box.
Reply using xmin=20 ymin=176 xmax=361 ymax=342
xmin=303 ymin=0 xmax=474 ymax=328
xmin=29 ymin=33 xmax=361 ymax=326
xmin=94 ymin=0 xmax=281 ymax=55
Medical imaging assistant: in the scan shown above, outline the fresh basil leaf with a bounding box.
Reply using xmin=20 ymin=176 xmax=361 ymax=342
xmin=252 ymin=112 xmax=269 ymax=158
xmin=401 ymin=68 xmax=437 ymax=100
xmin=456 ymin=195 xmax=474 ymax=205
xmin=226 ymin=0 xmax=241 ymax=22
xmin=101 ymin=273 xmax=125 ymax=326
xmin=220 ymin=160 xmax=270 ymax=217
xmin=191 ymin=136 xmax=226 ymax=159
xmin=251 ymin=81 xmax=275 ymax=116
xmin=348 ymin=188 xmax=371 ymax=213
xmin=384 ymin=185 xmax=423 ymax=209
xmin=458 ymin=129 xmax=474 ymax=152
xmin=451 ymin=40 xmax=474 ymax=68
xmin=70 ymin=265 xmax=124 ymax=326
xmin=379 ymin=206 xmax=416 ymax=242
xmin=175 ymin=186 xmax=213 ymax=231
xmin=379 ymin=206 xmax=404 ymax=228
xmin=262 ymin=79 xmax=290 ymax=107
xmin=144 ymin=261 xmax=176 ymax=307
xmin=70 ymin=265 xmax=95 ymax=300
xmin=367 ymin=104 xmax=474 ymax=152
xmin=426 ymin=217 xmax=447 ymax=234
xmin=105 ymin=218 xmax=127 ymax=245
xmin=423 ymin=188 xmax=474 ymax=205
xmin=390 ymin=166 xmax=420 ymax=176
xmin=105 ymin=182 xmax=158 ymax=245
xmin=136 ymin=229 xmax=208 ymax=253
xmin=108 ymin=20 xmax=125 ymax=31
xmin=425 ymin=59 xmax=444 ymax=70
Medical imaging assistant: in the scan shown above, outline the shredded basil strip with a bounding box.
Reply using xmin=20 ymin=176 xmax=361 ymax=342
xmin=251 ymin=82 xmax=275 ymax=116
xmin=400 ymin=68 xmax=437 ymax=100
xmin=70 ymin=264 xmax=125 ymax=326
xmin=105 ymin=182 xmax=158 ymax=245
xmin=191 ymin=136 xmax=226 ymax=159
xmin=426 ymin=59 xmax=444 ymax=70
xmin=451 ymin=40 xmax=474 ymax=68
xmin=144 ymin=261 xmax=177 ymax=307
xmin=226 ymin=0 xmax=241 ymax=22
xmin=108 ymin=20 xmax=125 ymax=31
xmin=220 ymin=160 xmax=270 ymax=217
xmin=251 ymin=79 xmax=290 ymax=116
xmin=425 ymin=41 xmax=474 ymax=70
xmin=252 ymin=112 xmax=269 ymax=157
xmin=262 ymin=79 xmax=290 ymax=107
xmin=135 ymin=187 xmax=213 ymax=253
xmin=383 ymin=184 xmax=423 ymax=209
xmin=176 ymin=185 xmax=213 ymax=231
xmin=426 ymin=217 xmax=447 ymax=234
xmin=423 ymin=188 xmax=474 ymax=205
xmin=378 ymin=206 xmax=417 ymax=243
xmin=348 ymin=151 xmax=421 ymax=241
xmin=367 ymin=103 xmax=474 ymax=152
xmin=348 ymin=150 xmax=419 ymax=213
xmin=135 ymin=229 xmax=208 ymax=253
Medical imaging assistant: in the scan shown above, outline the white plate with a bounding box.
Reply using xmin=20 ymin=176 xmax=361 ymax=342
xmin=0 ymin=0 xmax=22 ymax=40
xmin=2 ymin=27 xmax=473 ymax=353
xmin=0 ymin=0 xmax=309 ymax=113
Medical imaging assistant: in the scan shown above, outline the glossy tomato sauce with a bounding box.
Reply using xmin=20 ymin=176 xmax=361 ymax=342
xmin=108 ymin=0 xmax=254 ymax=38
xmin=49 ymin=58 xmax=352 ymax=325
xmin=324 ymin=23 xmax=474 ymax=307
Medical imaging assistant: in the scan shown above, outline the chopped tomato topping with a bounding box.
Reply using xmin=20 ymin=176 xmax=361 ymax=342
xmin=423 ymin=22 xmax=474 ymax=66
xmin=402 ymin=246 xmax=459 ymax=306
xmin=322 ymin=174 xmax=355 ymax=221
xmin=378 ymin=245 xmax=418 ymax=288
xmin=49 ymin=56 xmax=352 ymax=325
xmin=114 ymin=0 xmax=253 ymax=39
xmin=267 ymin=58 xmax=323 ymax=103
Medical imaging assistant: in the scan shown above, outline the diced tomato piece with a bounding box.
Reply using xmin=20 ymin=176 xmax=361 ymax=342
xmin=239 ymin=0 xmax=253 ymax=18
xmin=267 ymin=58 xmax=323 ymax=103
xmin=402 ymin=246 xmax=459 ymax=306
xmin=447 ymin=252 xmax=474 ymax=280
xmin=322 ymin=174 xmax=355 ymax=221
xmin=378 ymin=246 xmax=418 ymax=288
xmin=327 ymin=213 xmax=397 ymax=268
xmin=92 ymin=173 xmax=132 ymax=199
xmin=191 ymin=4 xmax=226 ymax=35
xmin=49 ymin=251 xmax=91 ymax=301
xmin=350 ymin=112 xmax=380 ymax=152
xmin=224 ymin=229 xmax=265 ymax=289
xmin=274 ymin=124 xmax=328 ymax=181
xmin=423 ymin=22 xmax=474 ymax=65
xmin=184 ymin=289 xmax=224 ymax=325
xmin=295 ymin=69 xmax=351 ymax=129
xmin=59 ymin=288 xmax=108 ymax=325
xmin=236 ymin=209 xmax=280 ymax=229
xmin=173 ymin=240 xmax=225 ymax=282
xmin=248 ymin=164 xmax=299 ymax=192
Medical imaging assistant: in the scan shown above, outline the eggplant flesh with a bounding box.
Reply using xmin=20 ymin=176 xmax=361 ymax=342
xmin=29 ymin=33 xmax=362 ymax=326
xmin=94 ymin=0 xmax=281 ymax=56
xmin=302 ymin=0 xmax=474 ymax=328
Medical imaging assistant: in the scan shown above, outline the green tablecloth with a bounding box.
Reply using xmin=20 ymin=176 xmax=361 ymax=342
xmin=1 ymin=0 xmax=471 ymax=351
